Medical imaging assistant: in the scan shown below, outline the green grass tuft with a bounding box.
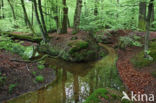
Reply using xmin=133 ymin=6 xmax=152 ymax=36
xmin=35 ymin=75 xmax=44 ymax=82
xmin=37 ymin=64 xmax=45 ymax=70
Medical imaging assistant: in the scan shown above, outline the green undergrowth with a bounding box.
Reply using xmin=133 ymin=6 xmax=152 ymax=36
xmin=119 ymin=34 xmax=142 ymax=49
xmin=35 ymin=75 xmax=44 ymax=83
xmin=37 ymin=64 xmax=45 ymax=70
xmin=131 ymin=41 xmax=156 ymax=68
xmin=0 ymin=36 xmax=38 ymax=59
xmin=85 ymin=88 xmax=132 ymax=103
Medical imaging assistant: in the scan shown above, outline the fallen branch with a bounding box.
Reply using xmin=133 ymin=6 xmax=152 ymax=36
xmin=0 ymin=32 xmax=42 ymax=43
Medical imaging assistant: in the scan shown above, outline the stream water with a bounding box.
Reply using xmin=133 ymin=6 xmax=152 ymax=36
xmin=6 ymin=44 xmax=124 ymax=103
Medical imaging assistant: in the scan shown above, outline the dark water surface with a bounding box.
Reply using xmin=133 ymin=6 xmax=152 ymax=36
xmin=6 ymin=44 xmax=124 ymax=103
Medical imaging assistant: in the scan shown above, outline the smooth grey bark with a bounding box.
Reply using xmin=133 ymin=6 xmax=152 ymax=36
xmin=94 ymin=0 xmax=98 ymax=16
xmin=7 ymin=0 xmax=16 ymax=20
xmin=74 ymin=0 xmax=82 ymax=32
xmin=138 ymin=2 xmax=147 ymax=31
xmin=38 ymin=0 xmax=47 ymax=34
xmin=61 ymin=0 xmax=68 ymax=33
xmin=20 ymin=0 xmax=35 ymax=35
xmin=33 ymin=0 xmax=48 ymax=42
xmin=0 ymin=0 xmax=4 ymax=19
xmin=144 ymin=0 xmax=154 ymax=58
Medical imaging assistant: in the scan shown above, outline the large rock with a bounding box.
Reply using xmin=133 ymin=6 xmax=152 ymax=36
xmin=38 ymin=33 xmax=107 ymax=62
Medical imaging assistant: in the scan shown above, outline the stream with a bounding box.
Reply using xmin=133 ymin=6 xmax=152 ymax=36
xmin=6 ymin=44 xmax=124 ymax=103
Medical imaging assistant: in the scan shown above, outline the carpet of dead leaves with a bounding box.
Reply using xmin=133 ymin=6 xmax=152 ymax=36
xmin=117 ymin=47 xmax=156 ymax=103
xmin=0 ymin=50 xmax=55 ymax=102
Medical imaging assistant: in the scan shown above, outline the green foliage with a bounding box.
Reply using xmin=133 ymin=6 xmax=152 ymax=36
xmin=119 ymin=35 xmax=142 ymax=48
xmin=131 ymin=41 xmax=156 ymax=68
xmin=85 ymin=88 xmax=108 ymax=103
xmin=85 ymin=88 xmax=126 ymax=103
xmin=0 ymin=36 xmax=25 ymax=56
xmin=23 ymin=46 xmax=39 ymax=59
xmin=32 ymin=71 xmax=37 ymax=75
xmin=121 ymin=99 xmax=132 ymax=103
xmin=151 ymin=72 xmax=156 ymax=78
xmin=35 ymin=75 xmax=44 ymax=82
xmin=9 ymin=84 xmax=17 ymax=94
xmin=0 ymin=36 xmax=37 ymax=59
xmin=37 ymin=64 xmax=45 ymax=70
xmin=51 ymin=65 xmax=57 ymax=69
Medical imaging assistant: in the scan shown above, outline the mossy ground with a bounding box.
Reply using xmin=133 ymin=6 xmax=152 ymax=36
xmin=131 ymin=41 xmax=156 ymax=68
xmin=85 ymin=88 xmax=132 ymax=103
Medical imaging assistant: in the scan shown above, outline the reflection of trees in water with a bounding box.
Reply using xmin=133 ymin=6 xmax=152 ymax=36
xmin=73 ymin=74 xmax=79 ymax=103
xmin=62 ymin=70 xmax=67 ymax=103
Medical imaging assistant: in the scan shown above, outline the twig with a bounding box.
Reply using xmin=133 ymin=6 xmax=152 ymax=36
xmin=26 ymin=64 xmax=30 ymax=72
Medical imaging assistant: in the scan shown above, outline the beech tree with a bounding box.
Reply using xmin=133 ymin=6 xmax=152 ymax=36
xmin=33 ymin=0 xmax=48 ymax=42
xmin=138 ymin=1 xmax=147 ymax=31
xmin=20 ymin=0 xmax=35 ymax=35
xmin=0 ymin=0 xmax=4 ymax=19
xmin=61 ymin=0 xmax=68 ymax=33
xmin=74 ymin=0 xmax=83 ymax=32
xmin=144 ymin=0 xmax=154 ymax=59
xmin=7 ymin=0 xmax=16 ymax=20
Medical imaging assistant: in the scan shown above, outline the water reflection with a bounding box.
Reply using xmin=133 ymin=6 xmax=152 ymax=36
xmin=6 ymin=45 xmax=124 ymax=103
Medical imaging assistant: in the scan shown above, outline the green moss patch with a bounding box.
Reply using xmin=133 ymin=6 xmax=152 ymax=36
xmin=35 ymin=75 xmax=44 ymax=82
xmin=68 ymin=40 xmax=88 ymax=54
xmin=151 ymin=72 xmax=156 ymax=78
xmin=37 ymin=64 xmax=45 ymax=70
xmin=131 ymin=41 xmax=156 ymax=68
xmin=85 ymin=88 xmax=131 ymax=103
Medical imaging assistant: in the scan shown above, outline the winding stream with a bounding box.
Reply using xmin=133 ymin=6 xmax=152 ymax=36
xmin=6 ymin=44 xmax=124 ymax=103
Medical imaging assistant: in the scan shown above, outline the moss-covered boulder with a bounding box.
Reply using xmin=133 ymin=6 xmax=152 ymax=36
xmin=38 ymin=32 xmax=107 ymax=62
xmin=68 ymin=40 xmax=88 ymax=54
xmin=61 ymin=39 xmax=101 ymax=62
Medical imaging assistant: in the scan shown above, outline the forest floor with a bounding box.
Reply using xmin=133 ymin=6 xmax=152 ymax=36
xmin=1 ymin=29 xmax=156 ymax=103
xmin=117 ymin=31 xmax=156 ymax=103
xmin=0 ymin=44 xmax=55 ymax=102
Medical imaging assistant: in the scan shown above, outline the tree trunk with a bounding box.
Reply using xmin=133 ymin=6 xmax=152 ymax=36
xmin=94 ymin=0 xmax=98 ymax=16
xmin=61 ymin=0 xmax=68 ymax=34
xmin=33 ymin=0 xmax=48 ymax=42
xmin=20 ymin=0 xmax=35 ymax=35
xmin=0 ymin=32 xmax=42 ymax=43
xmin=138 ymin=2 xmax=146 ymax=31
xmin=73 ymin=74 xmax=79 ymax=103
xmin=7 ymin=0 xmax=16 ymax=20
xmin=151 ymin=3 xmax=154 ymax=26
xmin=117 ymin=0 xmax=119 ymax=3
xmin=32 ymin=3 xmax=34 ymax=25
xmin=74 ymin=0 xmax=82 ymax=32
xmin=2 ymin=0 xmax=4 ymax=18
xmin=38 ymin=0 xmax=47 ymax=34
xmin=0 ymin=0 xmax=4 ymax=19
xmin=144 ymin=0 xmax=154 ymax=58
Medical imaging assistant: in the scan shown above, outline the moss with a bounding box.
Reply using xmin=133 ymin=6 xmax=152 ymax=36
xmin=37 ymin=64 xmax=45 ymax=70
xmin=131 ymin=41 xmax=156 ymax=68
xmin=35 ymin=75 xmax=44 ymax=82
xmin=85 ymin=88 xmax=108 ymax=103
xmin=121 ymin=99 xmax=132 ymax=103
xmin=111 ymin=94 xmax=117 ymax=99
xmin=32 ymin=71 xmax=37 ymax=75
xmin=138 ymin=18 xmax=146 ymax=31
xmin=71 ymin=36 xmax=78 ymax=40
xmin=68 ymin=40 xmax=88 ymax=54
xmin=151 ymin=72 xmax=156 ymax=78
